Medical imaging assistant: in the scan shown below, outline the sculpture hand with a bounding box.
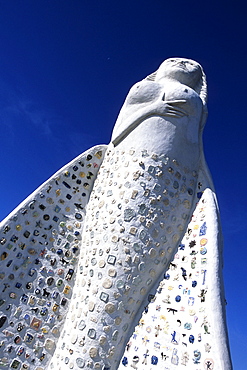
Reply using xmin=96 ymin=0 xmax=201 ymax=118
xmin=112 ymin=100 xmax=188 ymax=146
xmin=156 ymin=100 xmax=188 ymax=118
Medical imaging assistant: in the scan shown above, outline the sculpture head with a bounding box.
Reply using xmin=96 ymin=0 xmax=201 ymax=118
xmin=156 ymin=58 xmax=202 ymax=87
xmin=146 ymin=57 xmax=207 ymax=106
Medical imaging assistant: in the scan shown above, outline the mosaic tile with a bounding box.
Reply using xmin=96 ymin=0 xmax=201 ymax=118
xmin=0 ymin=115 xmax=230 ymax=370
xmin=0 ymin=146 xmax=106 ymax=369
xmin=117 ymin=190 xmax=220 ymax=369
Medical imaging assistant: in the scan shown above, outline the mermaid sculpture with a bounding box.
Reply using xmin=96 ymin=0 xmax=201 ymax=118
xmin=0 ymin=58 xmax=232 ymax=369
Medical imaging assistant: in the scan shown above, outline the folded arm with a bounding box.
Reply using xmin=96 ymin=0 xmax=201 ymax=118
xmin=112 ymin=99 xmax=187 ymax=146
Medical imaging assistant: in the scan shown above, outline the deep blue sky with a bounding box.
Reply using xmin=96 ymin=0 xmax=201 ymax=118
xmin=0 ymin=1 xmax=246 ymax=367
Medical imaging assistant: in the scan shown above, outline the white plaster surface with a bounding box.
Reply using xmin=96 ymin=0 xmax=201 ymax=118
xmin=0 ymin=58 xmax=232 ymax=370
xmin=118 ymin=188 xmax=231 ymax=370
xmin=0 ymin=146 xmax=107 ymax=369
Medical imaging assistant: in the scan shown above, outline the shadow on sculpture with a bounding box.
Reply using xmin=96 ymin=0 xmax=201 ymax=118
xmin=0 ymin=58 xmax=232 ymax=370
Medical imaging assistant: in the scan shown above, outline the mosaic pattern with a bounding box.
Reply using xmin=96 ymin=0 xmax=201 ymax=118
xmin=0 ymin=145 xmax=106 ymax=370
xmin=118 ymin=189 xmax=221 ymax=369
xmin=0 ymin=57 xmax=232 ymax=370
xmin=48 ymin=147 xmax=204 ymax=369
xmin=0 ymin=143 xmax=230 ymax=370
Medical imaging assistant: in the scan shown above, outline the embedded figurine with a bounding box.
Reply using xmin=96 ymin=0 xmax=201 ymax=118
xmin=0 ymin=58 xmax=232 ymax=370
xmin=193 ymin=349 xmax=201 ymax=364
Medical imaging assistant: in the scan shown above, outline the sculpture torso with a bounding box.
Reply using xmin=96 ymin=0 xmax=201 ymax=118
xmin=47 ymin=78 xmax=206 ymax=369
xmin=111 ymin=79 xmax=203 ymax=171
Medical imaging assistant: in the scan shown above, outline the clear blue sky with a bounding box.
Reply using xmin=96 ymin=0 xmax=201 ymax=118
xmin=0 ymin=1 xmax=246 ymax=368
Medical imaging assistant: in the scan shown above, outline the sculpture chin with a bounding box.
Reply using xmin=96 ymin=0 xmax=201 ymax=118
xmin=155 ymin=58 xmax=203 ymax=89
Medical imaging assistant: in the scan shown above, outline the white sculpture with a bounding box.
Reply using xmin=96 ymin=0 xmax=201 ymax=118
xmin=0 ymin=58 xmax=232 ymax=370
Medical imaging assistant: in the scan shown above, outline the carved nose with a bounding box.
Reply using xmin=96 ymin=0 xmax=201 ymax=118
xmin=176 ymin=60 xmax=187 ymax=69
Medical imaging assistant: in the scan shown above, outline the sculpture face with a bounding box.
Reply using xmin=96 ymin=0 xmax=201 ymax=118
xmin=155 ymin=57 xmax=202 ymax=89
